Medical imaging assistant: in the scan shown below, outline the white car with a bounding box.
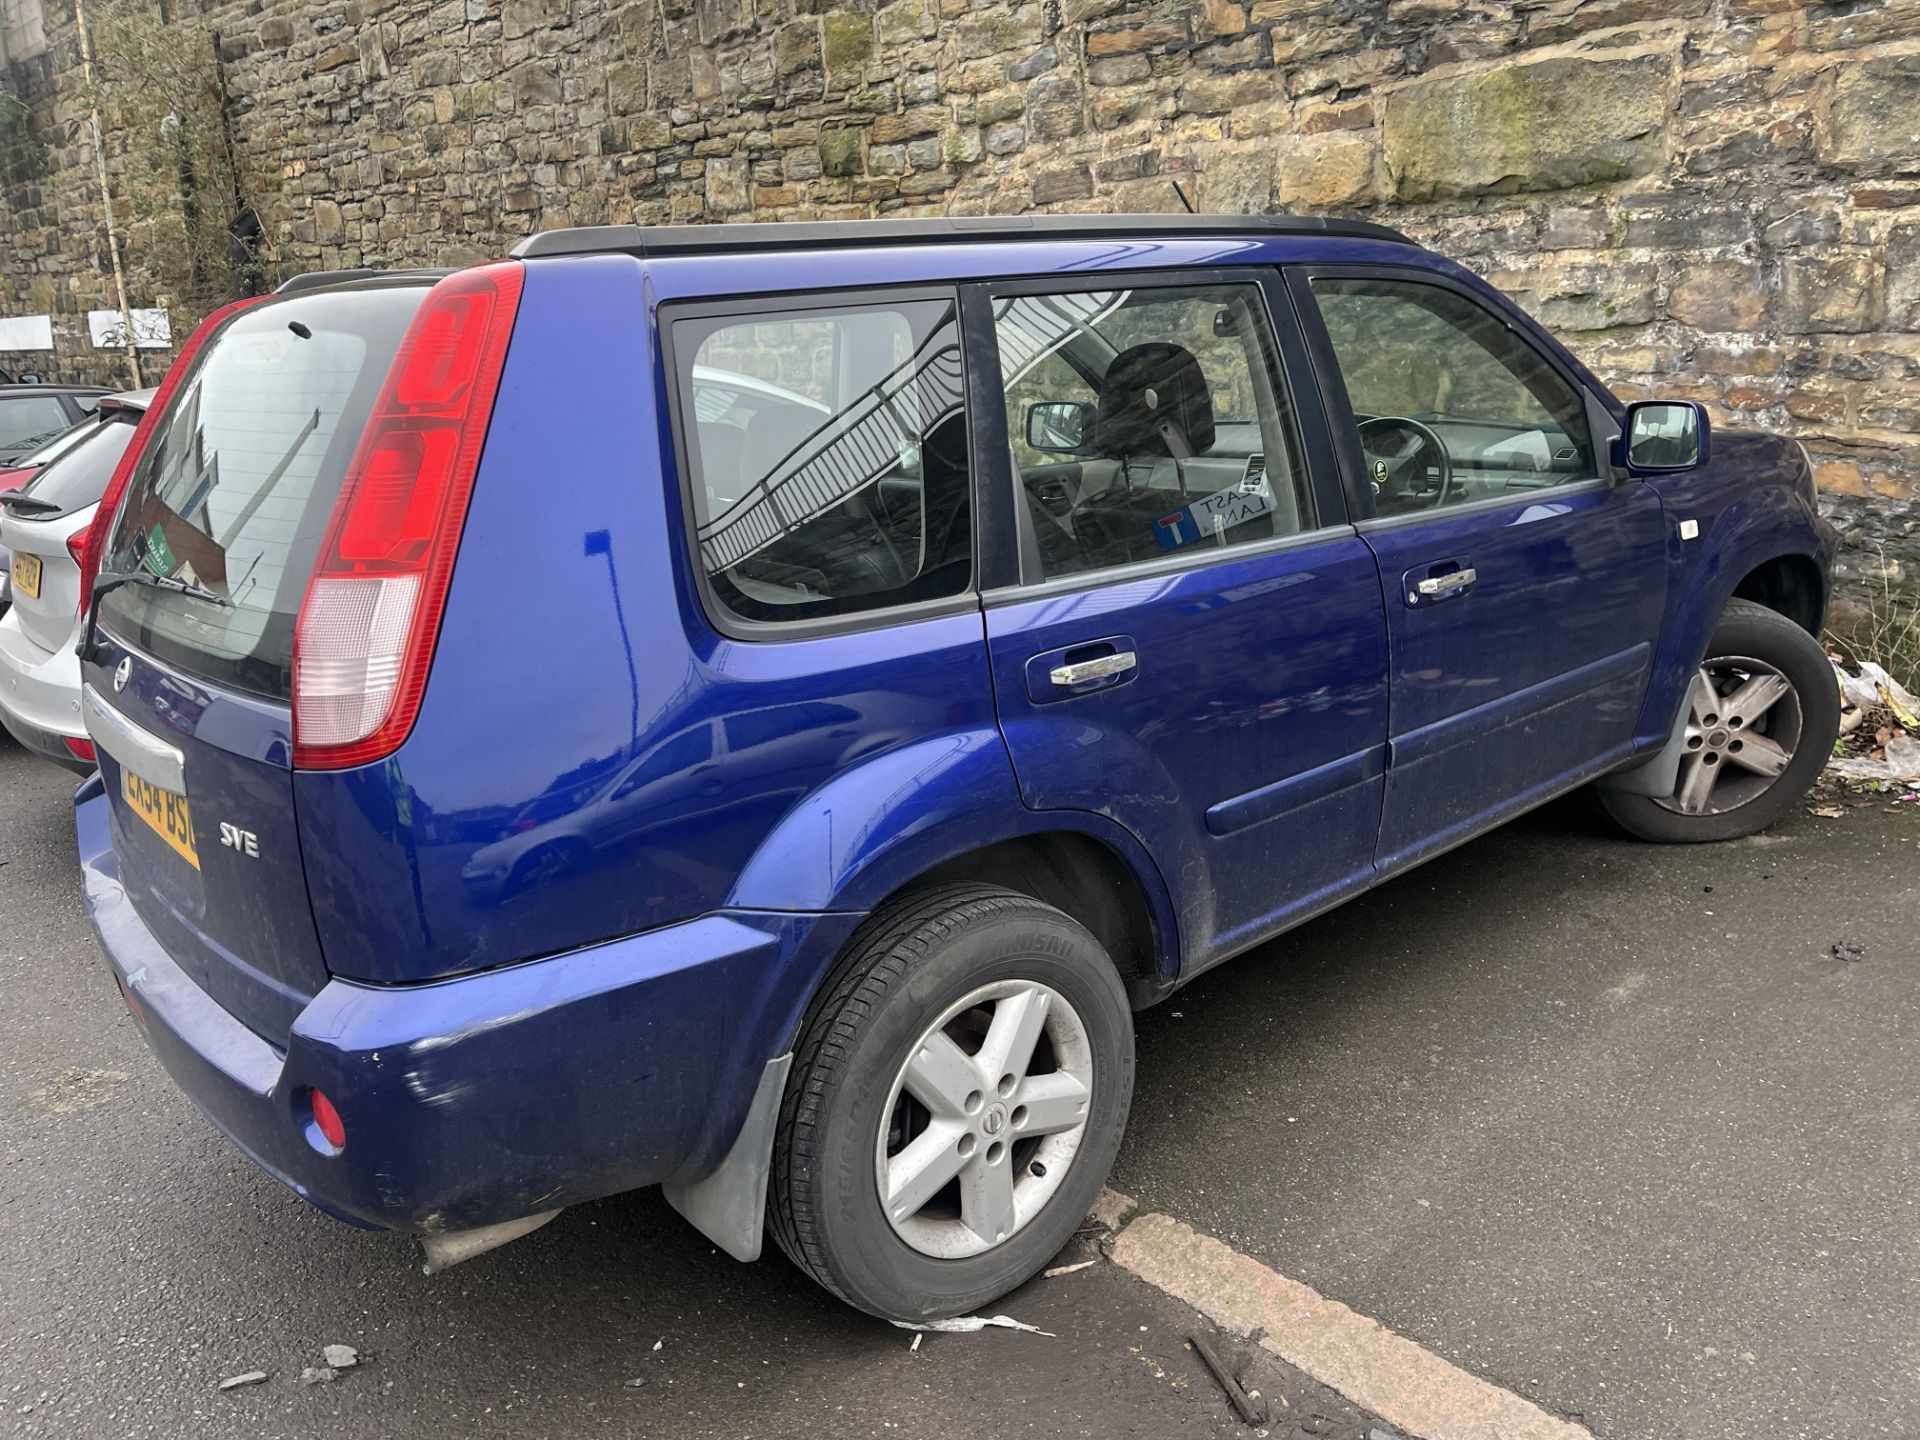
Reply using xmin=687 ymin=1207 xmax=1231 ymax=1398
xmin=0 ymin=391 xmax=150 ymax=771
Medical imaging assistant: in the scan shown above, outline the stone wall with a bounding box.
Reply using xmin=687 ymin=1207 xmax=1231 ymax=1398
xmin=3 ymin=0 xmax=1918 ymax=617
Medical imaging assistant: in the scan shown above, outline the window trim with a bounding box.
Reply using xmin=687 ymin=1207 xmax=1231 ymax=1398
xmin=1285 ymin=264 xmax=1621 ymax=527
xmin=657 ymin=283 xmax=983 ymax=643
xmin=971 ymin=266 xmax=1343 ymax=592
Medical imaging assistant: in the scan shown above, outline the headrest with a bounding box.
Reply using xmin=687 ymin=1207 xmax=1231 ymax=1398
xmin=1093 ymin=342 xmax=1214 ymax=458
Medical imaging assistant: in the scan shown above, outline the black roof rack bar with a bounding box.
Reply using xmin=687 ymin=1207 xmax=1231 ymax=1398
xmin=508 ymin=212 xmax=1414 ymax=261
xmin=273 ymin=267 xmax=452 ymax=296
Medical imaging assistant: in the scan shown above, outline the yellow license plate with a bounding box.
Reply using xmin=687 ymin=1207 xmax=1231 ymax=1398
xmin=9 ymin=550 xmax=40 ymax=600
xmin=122 ymin=769 xmax=199 ymax=869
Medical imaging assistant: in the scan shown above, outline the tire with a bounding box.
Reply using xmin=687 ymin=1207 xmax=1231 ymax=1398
xmin=1599 ymin=599 xmax=1839 ymax=843
xmin=768 ymin=884 xmax=1134 ymax=1321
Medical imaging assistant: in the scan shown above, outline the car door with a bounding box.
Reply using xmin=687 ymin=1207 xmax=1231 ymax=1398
xmin=1291 ymin=266 xmax=1669 ymax=872
xmin=974 ymin=271 xmax=1390 ymax=973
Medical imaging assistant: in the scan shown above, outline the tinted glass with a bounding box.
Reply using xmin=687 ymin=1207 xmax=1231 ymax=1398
xmin=20 ymin=415 xmax=136 ymax=514
xmin=97 ymin=286 xmax=425 ymax=701
xmin=1311 ymin=277 xmax=1596 ymax=518
xmin=993 ymin=283 xmax=1311 ymax=580
xmin=674 ymin=296 xmax=971 ymax=625
xmin=0 ymin=395 xmax=71 ymax=451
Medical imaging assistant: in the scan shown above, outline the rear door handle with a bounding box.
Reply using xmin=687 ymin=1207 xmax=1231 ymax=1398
xmin=1022 ymin=634 xmax=1140 ymax=703
xmin=1416 ymin=568 xmax=1476 ymax=597
xmin=1050 ymin=651 xmax=1137 ymax=686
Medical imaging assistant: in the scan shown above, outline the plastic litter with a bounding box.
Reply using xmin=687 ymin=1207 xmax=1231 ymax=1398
xmin=1835 ymin=659 xmax=1920 ymax=730
xmin=1042 ymin=1259 xmax=1097 ymax=1278
xmin=322 ymin=1344 xmax=359 ymax=1370
xmin=889 ymin=1314 xmax=1056 ymax=1336
xmin=217 ymin=1371 xmax=269 ymax=1391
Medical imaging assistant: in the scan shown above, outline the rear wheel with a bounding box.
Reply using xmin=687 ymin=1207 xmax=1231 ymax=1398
xmin=769 ymin=885 xmax=1134 ymax=1321
xmin=1599 ymin=600 xmax=1839 ymax=843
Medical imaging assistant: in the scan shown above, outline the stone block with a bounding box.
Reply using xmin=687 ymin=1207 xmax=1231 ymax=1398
xmin=1027 ymin=75 xmax=1085 ymax=140
xmin=1668 ymin=257 xmax=1767 ymax=332
xmin=1781 ymin=250 xmax=1883 ymax=334
xmin=775 ymin=21 xmax=821 ymax=75
xmin=822 ymin=13 xmax=874 ymax=74
xmin=512 ymin=63 xmax=563 ymax=106
xmin=1031 ymin=165 xmax=1094 ymax=203
xmin=705 ymin=155 xmax=750 ymax=212
xmin=1198 ymin=147 xmax=1273 ymax=213
xmin=1888 ymin=224 xmax=1920 ymax=331
xmin=1178 ymin=70 xmax=1275 ymax=116
xmin=1277 ymin=133 xmax=1376 ymax=208
xmin=1384 ymin=54 xmax=1671 ymax=201
xmin=819 ymin=128 xmax=864 ymax=176
xmin=1089 ymin=55 xmax=1150 ymax=87
xmin=1825 ymin=55 xmax=1920 ymax=176
xmin=1086 ymin=20 xmax=1188 ymax=57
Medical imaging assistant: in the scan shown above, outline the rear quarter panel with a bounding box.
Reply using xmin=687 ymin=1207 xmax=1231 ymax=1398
xmin=294 ymin=254 xmax=1009 ymax=985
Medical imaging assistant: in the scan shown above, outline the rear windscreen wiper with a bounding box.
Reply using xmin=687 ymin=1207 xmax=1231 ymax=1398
xmin=0 ymin=492 xmax=60 ymax=516
xmin=93 ymin=566 xmax=233 ymax=610
xmin=78 ymin=565 xmax=232 ymax=666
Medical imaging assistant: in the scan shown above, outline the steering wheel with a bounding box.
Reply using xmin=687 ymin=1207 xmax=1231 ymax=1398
xmin=1357 ymin=416 xmax=1453 ymax=513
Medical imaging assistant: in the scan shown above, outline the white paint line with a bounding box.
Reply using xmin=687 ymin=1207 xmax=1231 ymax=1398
xmin=1108 ymin=1207 xmax=1592 ymax=1440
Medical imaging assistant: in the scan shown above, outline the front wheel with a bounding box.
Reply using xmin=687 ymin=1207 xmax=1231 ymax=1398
xmin=768 ymin=885 xmax=1134 ymax=1321
xmin=1599 ymin=599 xmax=1840 ymax=843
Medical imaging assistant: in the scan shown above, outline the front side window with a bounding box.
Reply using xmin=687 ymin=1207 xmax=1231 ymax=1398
xmin=1310 ymin=277 xmax=1597 ymax=519
xmin=673 ymin=295 xmax=971 ymax=625
xmin=991 ymin=283 xmax=1312 ymax=581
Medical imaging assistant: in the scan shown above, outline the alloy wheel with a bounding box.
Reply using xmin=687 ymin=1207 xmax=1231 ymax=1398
xmin=875 ymin=980 xmax=1095 ymax=1259
xmin=1655 ymin=654 xmax=1804 ymax=817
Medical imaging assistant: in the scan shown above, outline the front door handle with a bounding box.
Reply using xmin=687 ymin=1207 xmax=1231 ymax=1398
xmin=1415 ymin=567 xmax=1476 ymax=597
xmin=1404 ymin=561 xmax=1478 ymax=608
xmin=1050 ymin=651 xmax=1137 ymax=686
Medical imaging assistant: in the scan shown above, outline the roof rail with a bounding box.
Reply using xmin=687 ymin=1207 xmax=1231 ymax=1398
xmin=508 ymin=212 xmax=1415 ymax=261
xmin=273 ymin=267 xmax=452 ymax=297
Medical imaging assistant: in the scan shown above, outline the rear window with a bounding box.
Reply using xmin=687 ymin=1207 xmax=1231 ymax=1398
xmin=0 ymin=395 xmax=72 ymax=451
xmin=97 ymin=286 xmax=425 ymax=702
xmin=671 ymin=293 xmax=971 ymax=627
xmin=20 ymin=415 xmax=136 ymax=515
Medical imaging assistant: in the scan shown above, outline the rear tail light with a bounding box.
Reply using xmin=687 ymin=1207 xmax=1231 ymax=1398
xmin=67 ymin=530 xmax=91 ymax=612
xmin=62 ymin=735 xmax=96 ymax=763
xmin=292 ymin=262 xmax=523 ymax=769
xmin=74 ymin=295 xmax=267 ymax=620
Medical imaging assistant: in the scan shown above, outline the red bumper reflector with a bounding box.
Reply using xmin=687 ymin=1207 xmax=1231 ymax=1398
xmin=63 ymin=736 xmax=96 ymax=763
xmin=310 ymin=1089 xmax=347 ymax=1149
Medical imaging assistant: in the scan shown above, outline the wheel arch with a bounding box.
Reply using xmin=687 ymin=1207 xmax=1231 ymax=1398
xmin=1730 ymin=551 xmax=1827 ymax=637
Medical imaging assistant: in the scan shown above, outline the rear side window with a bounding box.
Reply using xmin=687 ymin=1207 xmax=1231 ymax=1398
xmin=671 ymin=294 xmax=971 ymax=626
xmin=20 ymin=416 xmax=136 ymax=515
xmin=98 ymin=287 xmax=425 ymax=701
xmin=0 ymin=395 xmax=71 ymax=451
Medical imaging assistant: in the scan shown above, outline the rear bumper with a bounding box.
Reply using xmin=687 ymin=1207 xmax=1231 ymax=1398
xmin=77 ymin=779 xmax=858 ymax=1236
xmin=0 ymin=701 xmax=90 ymax=773
xmin=0 ymin=606 xmax=88 ymax=772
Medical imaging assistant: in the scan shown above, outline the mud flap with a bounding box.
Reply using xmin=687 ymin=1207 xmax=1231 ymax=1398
xmin=662 ymin=1052 xmax=792 ymax=1263
xmin=1598 ymin=689 xmax=1691 ymax=798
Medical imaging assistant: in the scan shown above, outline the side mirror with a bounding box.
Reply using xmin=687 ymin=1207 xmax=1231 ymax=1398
xmin=1622 ymin=400 xmax=1709 ymax=474
xmin=1025 ymin=400 xmax=1097 ymax=454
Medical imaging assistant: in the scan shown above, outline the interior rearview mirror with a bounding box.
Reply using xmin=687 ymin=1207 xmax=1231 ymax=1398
xmin=1623 ymin=400 xmax=1709 ymax=474
xmin=1025 ymin=400 xmax=1097 ymax=454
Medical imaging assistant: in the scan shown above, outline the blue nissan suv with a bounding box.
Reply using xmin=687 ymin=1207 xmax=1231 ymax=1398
xmin=75 ymin=216 xmax=1838 ymax=1320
